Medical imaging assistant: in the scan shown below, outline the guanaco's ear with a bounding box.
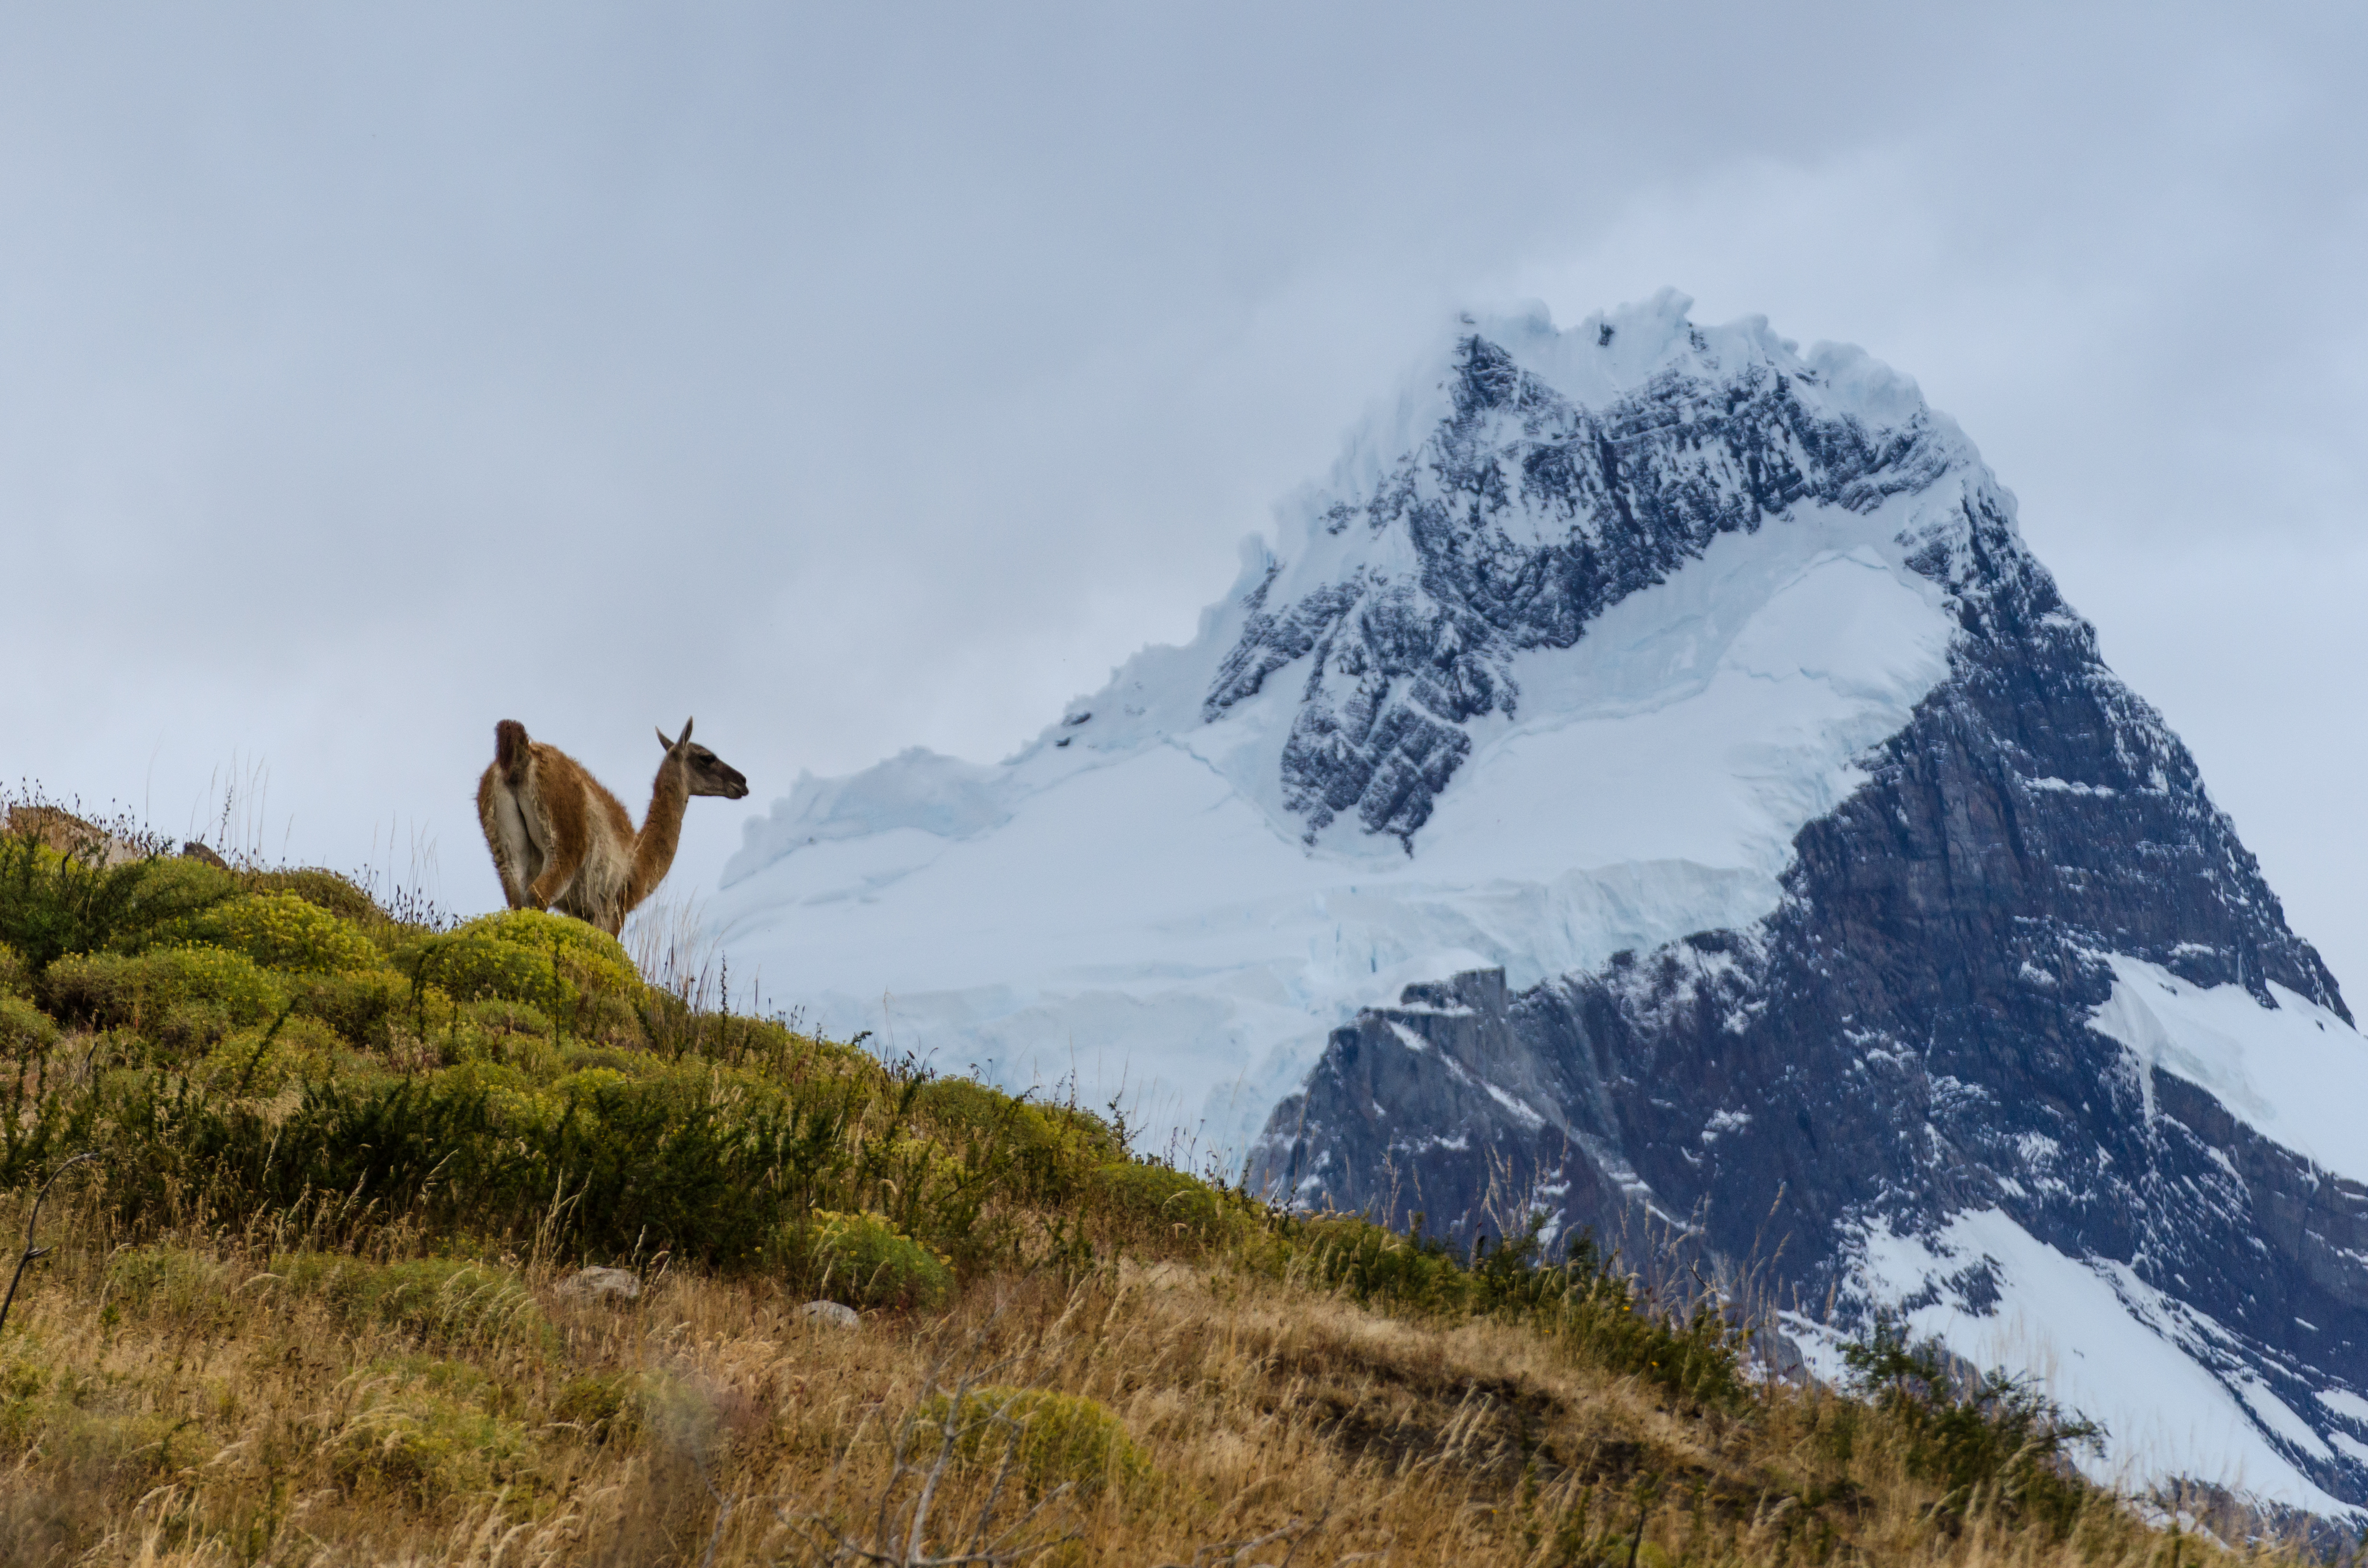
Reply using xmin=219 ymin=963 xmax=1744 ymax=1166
xmin=677 ymin=718 xmax=695 ymax=748
xmin=655 ymin=726 xmax=673 ymax=751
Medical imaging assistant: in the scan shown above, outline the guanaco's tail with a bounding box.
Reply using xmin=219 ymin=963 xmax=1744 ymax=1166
xmin=494 ymin=719 xmax=531 ymax=785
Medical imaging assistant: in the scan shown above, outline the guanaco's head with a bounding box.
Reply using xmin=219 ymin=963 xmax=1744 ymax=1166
xmin=656 ymin=718 xmax=750 ymax=799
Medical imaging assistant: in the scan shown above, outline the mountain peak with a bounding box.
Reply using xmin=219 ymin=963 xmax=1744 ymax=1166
xmin=1213 ymin=299 xmax=1975 ymax=846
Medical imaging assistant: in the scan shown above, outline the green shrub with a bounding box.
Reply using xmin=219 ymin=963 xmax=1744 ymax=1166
xmin=160 ymin=891 xmax=384 ymax=975
xmin=908 ymin=1385 xmax=1149 ymax=1497
xmin=394 ymin=909 xmax=641 ymax=1023
xmin=552 ymin=1372 xmax=641 ymax=1445
xmin=285 ymin=969 xmax=408 ymax=1046
xmin=1842 ymin=1317 xmax=2101 ymax=1534
xmin=0 ymin=996 xmax=57 ymax=1056
xmin=196 ymin=1015 xmax=339 ymax=1099
xmin=92 ymin=1066 xmax=852 ymax=1266
xmin=802 ymin=1209 xmax=954 ymax=1311
xmin=274 ymin=1254 xmax=551 ymax=1350
xmin=331 ymin=1382 xmax=533 ymax=1505
xmin=105 ymin=1247 xmax=241 ymax=1334
xmin=0 ymin=941 xmax=27 ymax=998
xmin=459 ymin=910 xmax=640 ymax=995
xmin=42 ymin=947 xmax=286 ymax=1032
xmin=917 ymin=1080 xmax=1103 ymax=1205
xmin=1288 ymin=1214 xmax=1468 ymax=1312
xmin=240 ymin=867 xmax=386 ymax=927
xmin=0 ymin=835 xmax=234 ymax=973
xmin=464 ymin=996 xmax=553 ymax=1037
xmin=1090 ymin=1161 xmax=1228 ymax=1247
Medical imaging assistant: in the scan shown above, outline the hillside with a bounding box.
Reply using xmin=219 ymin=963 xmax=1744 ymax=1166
xmin=0 ymin=796 xmax=2312 ymax=1565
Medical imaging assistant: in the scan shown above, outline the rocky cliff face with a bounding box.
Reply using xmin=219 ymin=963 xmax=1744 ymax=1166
xmin=1251 ymin=329 xmax=2368 ymax=1512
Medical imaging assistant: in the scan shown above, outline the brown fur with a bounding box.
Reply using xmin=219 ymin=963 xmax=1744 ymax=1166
xmin=476 ymin=718 xmax=748 ymax=936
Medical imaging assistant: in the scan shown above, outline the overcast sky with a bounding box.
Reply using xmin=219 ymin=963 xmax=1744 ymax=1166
xmin=4 ymin=3 xmax=2364 ymax=998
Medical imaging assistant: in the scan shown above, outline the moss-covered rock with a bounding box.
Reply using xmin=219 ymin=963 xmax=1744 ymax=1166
xmin=801 ymin=1209 xmax=954 ymax=1311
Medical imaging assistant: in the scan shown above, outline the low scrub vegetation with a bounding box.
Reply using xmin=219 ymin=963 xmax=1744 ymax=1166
xmin=0 ymin=791 xmax=2314 ymax=1565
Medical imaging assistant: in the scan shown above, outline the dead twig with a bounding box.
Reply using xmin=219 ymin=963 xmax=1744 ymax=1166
xmin=0 ymin=1151 xmax=101 ymax=1337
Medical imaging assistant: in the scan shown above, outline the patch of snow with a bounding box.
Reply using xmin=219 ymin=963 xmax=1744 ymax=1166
xmin=1819 ymin=1208 xmax=2358 ymax=1517
xmin=1702 ymin=1109 xmax=1752 ymax=1143
xmin=2236 ymin=1376 xmax=2334 ymax=1462
xmin=1481 ymin=1082 xmax=1547 ymax=1129
xmin=2332 ymin=1431 xmax=2368 ymax=1469
xmin=2026 ymin=776 xmax=2117 ymax=797
xmin=2086 ymin=955 xmax=2368 ymax=1183
xmin=2319 ymin=1389 xmax=2368 ymax=1427
xmin=1385 ymin=1021 xmax=1429 ymax=1054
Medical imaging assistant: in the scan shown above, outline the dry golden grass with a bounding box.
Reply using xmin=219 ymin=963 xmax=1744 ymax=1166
xmin=0 ymin=1193 xmax=2309 ymax=1568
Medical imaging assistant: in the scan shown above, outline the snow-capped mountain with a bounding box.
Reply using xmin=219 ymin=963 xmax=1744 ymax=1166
xmin=714 ymin=292 xmax=2368 ymax=1513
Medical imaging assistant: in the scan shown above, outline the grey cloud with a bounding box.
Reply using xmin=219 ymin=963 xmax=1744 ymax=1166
xmin=2 ymin=1 xmax=2363 ymax=991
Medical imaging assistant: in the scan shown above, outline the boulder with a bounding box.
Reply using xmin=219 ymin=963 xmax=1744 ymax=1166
xmin=799 ymin=1299 xmax=861 ymax=1329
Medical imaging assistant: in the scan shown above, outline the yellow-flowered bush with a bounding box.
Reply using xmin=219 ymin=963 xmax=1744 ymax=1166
xmin=163 ymin=892 xmax=385 ymax=976
xmin=393 ymin=909 xmax=641 ymax=1019
xmin=240 ymin=867 xmax=385 ymax=926
xmin=801 ymin=1209 xmax=955 ymax=1311
xmin=285 ymin=969 xmax=408 ymax=1046
xmin=44 ymin=946 xmax=287 ymax=1031
xmin=330 ymin=1383 xmax=534 ymax=1506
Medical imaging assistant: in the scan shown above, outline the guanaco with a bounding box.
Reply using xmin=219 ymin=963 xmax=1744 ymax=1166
xmin=476 ymin=718 xmax=749 ymax=936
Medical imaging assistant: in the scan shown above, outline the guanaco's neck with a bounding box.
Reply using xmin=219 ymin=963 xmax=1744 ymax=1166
xmin=627 ymin=754 xmax=692 ymax=907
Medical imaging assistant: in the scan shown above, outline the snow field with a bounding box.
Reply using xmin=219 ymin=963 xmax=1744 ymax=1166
xmin=1811 ymin=1207 xmax=2358 ymax=1518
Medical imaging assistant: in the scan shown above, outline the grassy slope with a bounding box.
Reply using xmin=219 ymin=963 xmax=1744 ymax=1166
xmin=0 ymin=801 xmax=2309 ymax=1566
